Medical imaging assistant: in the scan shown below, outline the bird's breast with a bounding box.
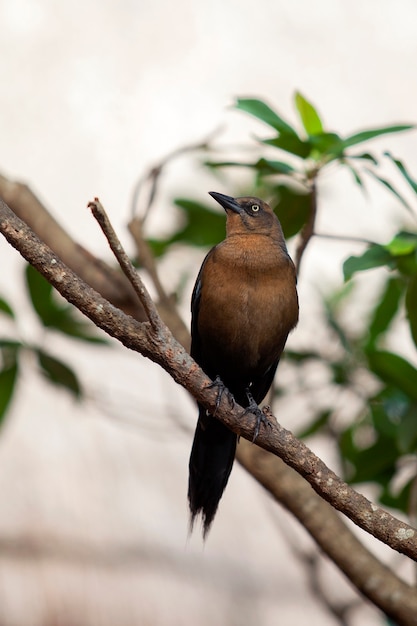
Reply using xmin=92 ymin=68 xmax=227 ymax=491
xmin=197 ymin=237 xmax=298 ymax=381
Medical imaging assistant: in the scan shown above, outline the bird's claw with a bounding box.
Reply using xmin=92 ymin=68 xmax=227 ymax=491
xmin=243 ymin=389 xmax=273 ymax=442
xmin=207 ymin=375 xmax=235 ymax=414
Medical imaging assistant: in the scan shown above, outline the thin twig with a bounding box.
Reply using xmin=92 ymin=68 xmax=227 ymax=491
xmin=0 ymin=172 xmax=147 ymax=322
xmin=88 ymin=198 xmax=162 ymax=332
xmin=130 ymin=127 xmax=222 ymax=222
xmin=128 ymin=217 xmax=171 ymax=306
xmin=127 ymin=216 xmax=190 ymax=349
xmin=128 ymin=131 xmax=222 ymax=345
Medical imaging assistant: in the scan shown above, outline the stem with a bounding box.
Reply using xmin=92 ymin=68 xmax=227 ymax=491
xmin=88 ymin=198 xmax=162 ymax=332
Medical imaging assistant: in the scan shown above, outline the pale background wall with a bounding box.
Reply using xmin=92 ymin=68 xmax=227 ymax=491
xmin=0 ymin=1 xmax=416 ymax=624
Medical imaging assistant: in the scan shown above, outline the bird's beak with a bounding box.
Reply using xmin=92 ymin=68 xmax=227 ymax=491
xmin=209 ymin=191 xmax=242 ymax=214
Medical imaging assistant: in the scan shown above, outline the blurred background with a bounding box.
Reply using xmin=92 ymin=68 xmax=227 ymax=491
xmin=1 ymin=1 xmax=417 ymax=624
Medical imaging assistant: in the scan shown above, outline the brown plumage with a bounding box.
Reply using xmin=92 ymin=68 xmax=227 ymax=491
xmin=188 ymin=191 xmax=299 ymax=537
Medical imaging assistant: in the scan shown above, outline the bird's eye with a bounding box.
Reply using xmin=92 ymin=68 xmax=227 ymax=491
xmin=251 ymin=204 xmax=260 ymax=212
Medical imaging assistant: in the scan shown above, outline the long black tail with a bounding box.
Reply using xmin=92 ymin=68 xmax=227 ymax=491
xmin=188 ymin=405 xmax=237 ymax=538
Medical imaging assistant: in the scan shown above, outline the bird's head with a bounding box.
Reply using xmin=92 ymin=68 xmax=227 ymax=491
xmin=208 ymin=191 xmax=284 ymax=242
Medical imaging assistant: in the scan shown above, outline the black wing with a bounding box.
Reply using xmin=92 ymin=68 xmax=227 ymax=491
xmin=190 ymin=247 xmax=216 ymax=365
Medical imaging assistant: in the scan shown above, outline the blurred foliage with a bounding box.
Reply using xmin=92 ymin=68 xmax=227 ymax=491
xmin=1 ymin=92 xmax=417 ymax=520
xmin=25 ymin=265 xmax=108 ymax=343
xmin=0 ymin=266 xmax=108 ymax=424
xmin=147 ymin=199 xmax=226 ymax=257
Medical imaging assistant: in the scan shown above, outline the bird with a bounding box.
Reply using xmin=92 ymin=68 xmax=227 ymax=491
xmin=188 ymin=191 xmax=299 ymax=538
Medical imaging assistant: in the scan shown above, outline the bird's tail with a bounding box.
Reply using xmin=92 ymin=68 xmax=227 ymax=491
xmin=188 ymin=405 xmax=237 ymax=538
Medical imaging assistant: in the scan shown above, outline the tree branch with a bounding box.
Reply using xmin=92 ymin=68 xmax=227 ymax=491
xmin=0 ymin=172 xmax=147 ymax=322
xmin=1 ymin=197 xmax=417 ymax=567
xmin=237 ymin=441 xmax=417 ymax=626
xmin=89 ymin=198 xmax=162 ymax=332
xmin=0 ymin=172 xmax=190 ymax=347
xmin=130 ymin=128 xmax=221 ymax=222
xmin=127 ymin=215 xmax=191 ymax=349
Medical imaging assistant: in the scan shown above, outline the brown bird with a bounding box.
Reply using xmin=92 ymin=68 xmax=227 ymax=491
xmin=188 ymin=191 xmax=299 ymax=537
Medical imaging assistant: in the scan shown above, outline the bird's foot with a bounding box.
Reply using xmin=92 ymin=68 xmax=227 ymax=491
xmin=207 ymin=375 xmax=235 ymax=414
xmin=243 ymin=389 xmax=273 ymax=442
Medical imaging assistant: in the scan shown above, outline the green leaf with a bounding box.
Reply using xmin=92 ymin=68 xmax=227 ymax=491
xmin=339 ymin=424 xmax=398 ymax=484
xmin=371 ymin=389 xmax=407 ymax=439
xmin=173 ymin=198 xmax=226 ymax=247
xmin=203 ymin=160 xmax=251 ymax=169
xmin=203 ymin=158 xmax=296 ymax=176
xmin=25 ymin=263 xmax=55 ymax=324
xmin=235 ymin=98 xmax=298 ymax=136
xmin=337 ymin=124 xmax=414 ymax=152
xmin=344 ymin=163 xmax=366 ymax=189
xmin=331 ymin=360 xmax=352 ymax=385
xmin=254 ymin=158 xmax=296 ymax=175
xmin=348 ymin=152 xmax=379 ymax=165
xmin=284 ymin=349 xmax=323 ymax=362
xmin=273 ymin=185 xmax=311 ymax=238
xmin=367 ymin=350 xmax=417 ymax=402
xmin=384 ymin=232 xmax=417 ymax=256
xmin=262 ymin=134 xmax=312 ymax=158
xmin=380 ymin=478 xmax=413 ymax=515
xmin=148 ymin=198 xmax=226 ymax=255
xmin=294 ymin=92 xmax=324 ymax=135
xmin=383 ymin=232 xmax=417 ymax=276
xmin=308 ymin=132 xmax=342 ymax=157
xmin=322 ymin=284 xmax=355 ymax=352
xmin=25 ymin=264 xmax=106 ymax=343
xmin=35 ymin=349 xmax=82 ymax=398
xmin=397 ymin=407 xmax=417 ymax=453
xmin=350 ymin=437 xmax=398 ymax=484
xmin=0 ymin=297 xmax=15 ymax=319
xmin=384 ymin=151 xmax=417 ymax=194
xmin=367 ymin=277 xmax=404 ymax=348
xmin=0 ymin=339 xmax=22 ymax=350
xmin=405 ymin=275 xmax=417 ymax=348
xmin=0 ymin=353 xmax=18 ymax=425
xmin=364 ymin=169 xmax=413 ymax=212
xmin=45 ymin=312 xmax=109 ymax=344
xmin=147 ymin=239 xmax=170 ymax=257
xmin=297 ymin=410 xmax=331 ymax=439
xmin=343 ymin=245 xmax=393 ymax=281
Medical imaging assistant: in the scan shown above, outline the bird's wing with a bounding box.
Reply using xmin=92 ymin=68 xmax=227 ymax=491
xmin=190 ymin=247 xmax=215 ymax=364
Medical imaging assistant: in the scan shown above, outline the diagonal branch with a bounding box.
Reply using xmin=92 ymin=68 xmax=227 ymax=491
xmin=89 ymin=198 xmax=162 ymax=332
xmin=127 ymin=214 xmax=190 ymax=349
xmin=237 ymin=442 xmax=417 ymax=625
xmin=0 ymin=172 xmax=147 ymax=322
xmin=1 ymin=197 xmax=417 ymax=572
xmin=130 ymin=127 xmax=221 ymax=222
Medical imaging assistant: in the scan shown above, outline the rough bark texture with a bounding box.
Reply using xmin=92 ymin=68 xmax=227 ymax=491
xmin=237 ymin=442 xmax=417 ymax=625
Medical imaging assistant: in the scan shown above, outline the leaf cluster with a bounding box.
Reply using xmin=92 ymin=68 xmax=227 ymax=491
xmin=150 ymin=93 xmax=414 ymax=252
xmin=0 ymin=265 xmax=107 ymax=425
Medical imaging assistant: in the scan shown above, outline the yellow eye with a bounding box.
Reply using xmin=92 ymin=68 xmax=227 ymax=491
xmin=251 ymin=204 xmax=260 ymax=212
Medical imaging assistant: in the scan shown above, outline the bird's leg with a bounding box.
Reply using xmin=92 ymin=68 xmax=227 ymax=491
xmin=207 ymin=375 xmax=235 ymax=414
xmin=243 ymin=389 xmax=273 ymax=442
